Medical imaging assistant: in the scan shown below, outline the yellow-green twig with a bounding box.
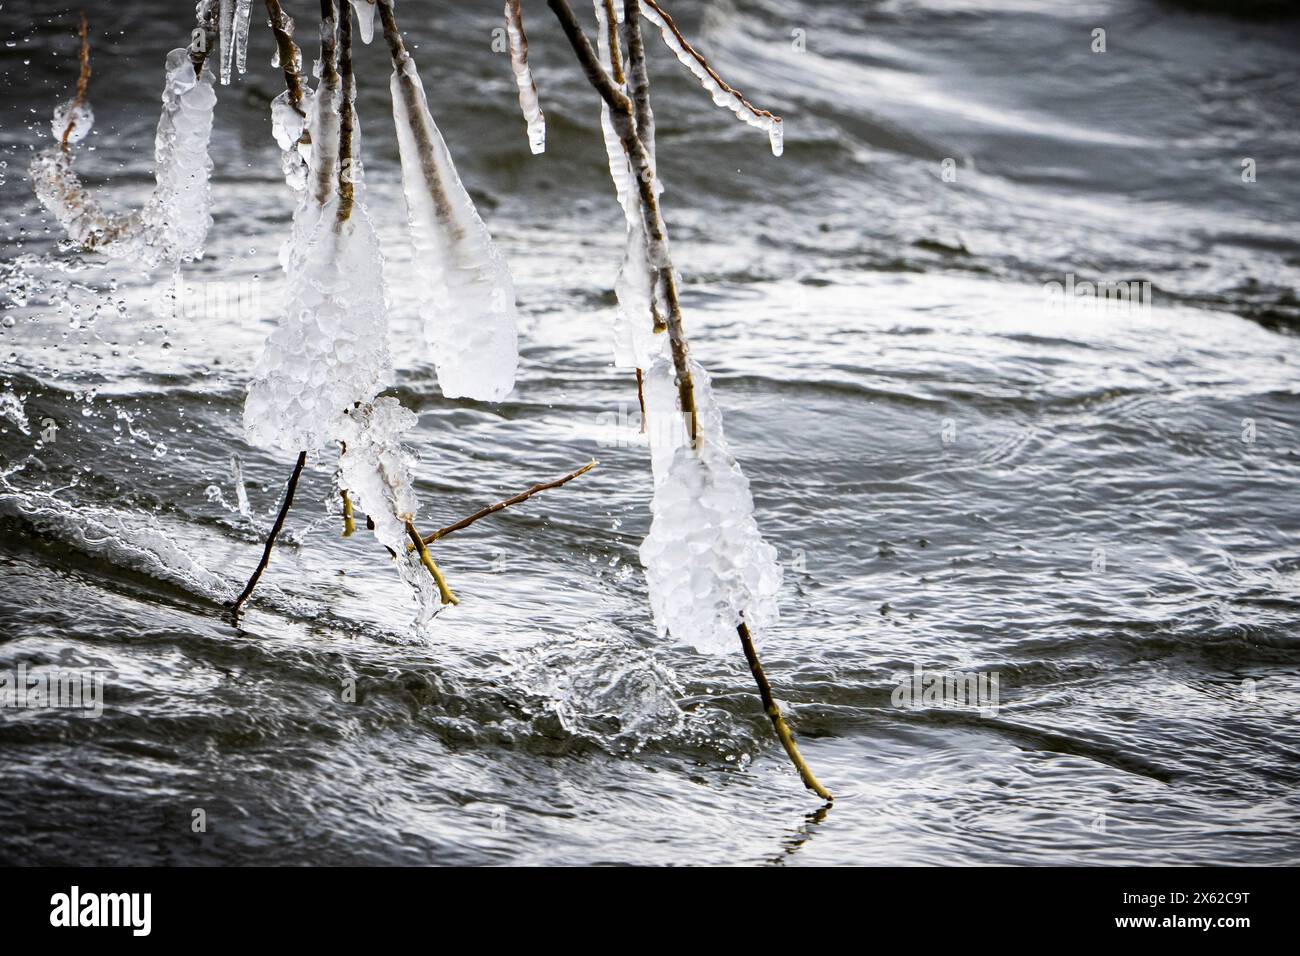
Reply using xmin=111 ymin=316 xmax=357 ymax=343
xmin=738 ymin=620 xmax=833 ymax=802
xmin=340 ymin=489 xmax=355 ymax=537
xmin=410 ymin=460 xmax=598 ymax=550
xmin=405 ymin=520 xmax=458 ymax=606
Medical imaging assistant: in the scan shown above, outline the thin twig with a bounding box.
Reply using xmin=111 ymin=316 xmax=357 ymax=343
xmin=415 ymin=460 xmax=598 ymax=547
xmin=548 ymin=0 xmax=698 ymax=447
xmin=405 ymin=520 xmax=459 ymax=605
xmin=60 ymin=13 xmax=90 ymax=152
xmin=737 ymin=620 xmax=833 ymax=802
xmin=230 ymin=450 xmax=308 ymax=614
xmin=635 ymin=367 xmax=647 ymax=433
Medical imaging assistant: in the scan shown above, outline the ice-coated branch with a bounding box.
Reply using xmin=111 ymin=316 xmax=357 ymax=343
xmin=550 ymin=0 xmax=827 ymax=800
xmin=640 ymin=0 xmax=783 ymax=156
xmin=415 ymin=459 xmax=598 ymax=547
xmin=593 ymin=0 xmax=664 ymax=381
xmin=265 ymin=0 xmax=310 ymax=189
xmin=337 ymin=1 xmax=356 ymax=224
xmin=620 ymin=0 xmax=656 ymax=170
xmin=504 ymin=0 xmax=546 ymax=154
xmin=264 ymin=0 xmax=306 ymax=116
xmin=229 ymin=450 xmax=308 ymax=615
xmin=378 ymin=0 xmax=520 ymax=403
xmin=313 ymin=0 xmax=341 ymax=207
xmin=548 ymin=0 xmax=698 ymax=446
xmin=31 ymin=11 xmax=217 ymax=270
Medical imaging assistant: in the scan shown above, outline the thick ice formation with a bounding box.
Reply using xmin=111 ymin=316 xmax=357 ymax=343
xmin=638 ymin=356 xmax=783 ymax=655
xmin=504 ymin=0 xmax=546 ymax=154
xmin=243 ymin=203 xmax=393 ymax=452
xmin=388 ymin=54 xmax=519 ymax=402
xmin=639 ymin=1 xmax=783 ymax=156
xmin=243 ymin=83 xmax=393 ymax=453
xmin=30 ymin=49 xmax=215 ymax=270
xmin=594 ymin=0 xmax=662 ymax=370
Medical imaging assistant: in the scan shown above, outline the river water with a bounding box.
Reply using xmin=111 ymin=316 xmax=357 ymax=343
xmin=1 ymin=0 xmax=1298 ymax=864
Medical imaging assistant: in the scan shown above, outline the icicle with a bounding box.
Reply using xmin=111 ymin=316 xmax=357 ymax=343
xmin=139 ymin=49 xmax=218 ymax=264
xmin=350 ymin=0 xmax=377 ymax=45
xmin=639 ymin=0 xmax=783 ymax=156
xmin=387 ymin=52 xmax=519 ymax=402
xmin=504 ymin=0 xmax=545 ymax=154
xmin=638 ymin=355 xmax=782 ymax=654
xmin=336 ymin=399 xmax=439 ymax=624
xmin=231 ymin=453 xmax=252 ymax=517
xmin=218 ymin=0 xmax=235 ymax=84
xmin=233 ymin=0 xmax=253 ymax=75
xmin=31 ymin=49 xmax=216 ymax=269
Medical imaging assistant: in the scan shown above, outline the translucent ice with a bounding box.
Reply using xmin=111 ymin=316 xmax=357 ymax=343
xmin=139 ymin=49 xmax=218 ymax=265
xmin=388 ymin=54 xmax=519 ymax=402
xmin=336 ymin=399 xmax=439 ymax=624
xmin=30 ymin=49 xmax=215 ymax=269
xmin=218 ymin=0 xmax=235 ymax=84
xmin=50 ymin=99 xmax=92 ymax=145
xmin=638 ymin=356 xmax=783 ymax=655
xmin=640 ymin=1 xmax=784 ymax=156
xmin=244 ymin=86 xmax=393 ymax=453
xmin=594 ymin=0 xmax=662 ymax=370
xmin=349 ymin=0 xmax=377 ymax=45
xmin=233 ymin=0 xmax=253 ymax=77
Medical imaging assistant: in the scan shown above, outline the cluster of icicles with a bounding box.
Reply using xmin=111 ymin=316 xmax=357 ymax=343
xmin=31 ymin=0 xmax=786 ymax=654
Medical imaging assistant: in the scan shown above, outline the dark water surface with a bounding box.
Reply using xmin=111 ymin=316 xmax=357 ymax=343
xmin=1 ymin=0 xmax=1298 ymax=864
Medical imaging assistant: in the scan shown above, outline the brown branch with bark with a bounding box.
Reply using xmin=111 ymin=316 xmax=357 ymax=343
xmin=60 ymin=13 xmax=91 ymax=152
xmin=264 ymin=0 xmax=306 ymax=116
